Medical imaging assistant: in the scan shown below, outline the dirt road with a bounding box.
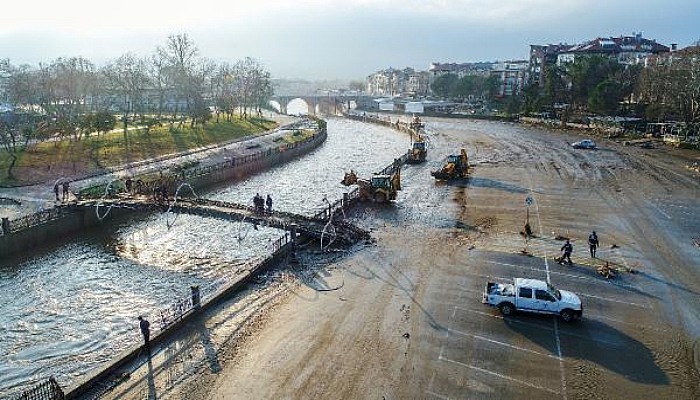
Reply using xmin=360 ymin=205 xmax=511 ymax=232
xmin=104 ymin=117 xmax=700 ymax=399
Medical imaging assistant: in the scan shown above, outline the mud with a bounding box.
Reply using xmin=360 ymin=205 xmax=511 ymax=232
xmin=101 ymin=117 xmax=700 ymax=400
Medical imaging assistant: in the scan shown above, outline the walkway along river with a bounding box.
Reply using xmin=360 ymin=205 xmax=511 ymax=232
xmin=0 ymin=117 xmax=410 ymax=398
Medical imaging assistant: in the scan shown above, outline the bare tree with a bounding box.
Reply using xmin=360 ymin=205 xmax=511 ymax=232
xmin=102 ymin=53 xmax=151 ymax=135
xmin=148 ymin=51 xmax=173 ymax=120
xmin=233 ymin=57 xmax=271 ymax=119
xmin=638 ymin=46 xmax=700 ymax=127
xmin=157 ymin=33 xmax=201 ymax=127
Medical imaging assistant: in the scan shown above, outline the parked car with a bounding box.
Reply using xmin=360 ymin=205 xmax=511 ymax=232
xmin=572 ymin=139 xmax=597 ymax=149
xmin=483 ymin=278 xmax=583 ymax=322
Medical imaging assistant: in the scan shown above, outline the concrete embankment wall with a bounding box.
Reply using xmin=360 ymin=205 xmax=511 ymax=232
xmin=0 ymin=128 xmax=327 ymax=259
xmin=344 ymin=113 xmax=415 ymax=137
xmin=64 ymin=241 xmax=294 ymax=399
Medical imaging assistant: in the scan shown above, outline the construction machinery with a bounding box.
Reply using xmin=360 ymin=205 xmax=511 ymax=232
xmin=431 ymin=149 xmax=469 ymax=180
xmin=406 ymin=136 xmax=427 ymax=164
xmin=406 ymin=116 xmax=427 ymax=164
xmin=409 ymin=115 xmax=424 ymax=131
xmin=341 ymin=168 xmax=401 ymax=203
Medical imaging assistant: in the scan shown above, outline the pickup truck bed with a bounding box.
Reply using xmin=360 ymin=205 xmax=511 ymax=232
xmin=483 ymin=278 xmax=583 ymax=322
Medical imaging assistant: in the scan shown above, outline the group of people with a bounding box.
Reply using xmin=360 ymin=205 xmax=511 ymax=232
xmin=253 ymin=193 xmax=273 ymax=213
xmin=53 ymin=181 xmax=71 ymax=202
xmin=557 ymin=231 xmax=599 ymax=265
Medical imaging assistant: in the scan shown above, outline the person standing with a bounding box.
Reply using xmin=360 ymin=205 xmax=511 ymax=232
xmin=138 ymin=316 xmax=151 ymax=353
xmin=53 ymin=183 xmax=60 ymax=201
xmin=254 ymin=193 xmax=263 ymax=213
xmin=588 ymin=231 xmax=599 ymax=258
xmin=560 ymin=239 xmax=573 ymax=265
xmin=266 ymin=194 xmax=273 ymax=213
xmin=125 ymin=177 xmax=133 ymax=194
xmin=62 ymin=181 xmax=70 ymax=202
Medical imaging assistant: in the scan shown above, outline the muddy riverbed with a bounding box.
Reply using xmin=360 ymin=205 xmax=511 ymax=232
xmin=96 ymin=116 xmax=699 ymax=400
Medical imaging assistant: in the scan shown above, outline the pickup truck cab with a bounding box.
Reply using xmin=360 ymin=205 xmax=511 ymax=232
xmin=483 ymin=278 xmax=582 ymax=322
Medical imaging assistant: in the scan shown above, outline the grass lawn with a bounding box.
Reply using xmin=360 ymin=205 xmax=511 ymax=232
xmin=0 ymin=117 xmax=278 ymax=187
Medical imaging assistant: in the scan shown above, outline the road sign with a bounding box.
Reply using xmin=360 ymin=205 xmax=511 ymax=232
xmin=525 ymin=195 xmax=533 ymax=207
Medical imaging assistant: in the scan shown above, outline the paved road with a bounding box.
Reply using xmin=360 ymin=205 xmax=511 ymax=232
xmin=100 ymin=116 xmax=700 ymax=400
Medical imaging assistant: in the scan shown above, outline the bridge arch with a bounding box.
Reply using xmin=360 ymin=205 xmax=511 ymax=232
xmin=269 ymin=100 xmax=283 ymax=114
xmin=286 ymin=98 xmax=312 ymax=116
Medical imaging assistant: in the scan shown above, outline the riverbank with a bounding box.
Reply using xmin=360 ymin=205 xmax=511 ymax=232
xmin=95 ymin=115 xmax=699 ymax=400
xmin=0 ymin=114 xmax=297 ymax=220
xmin=0 ymin=117 xmax=410 ymax=399
xmin=0 ymin=114 xmax=328 ymax=259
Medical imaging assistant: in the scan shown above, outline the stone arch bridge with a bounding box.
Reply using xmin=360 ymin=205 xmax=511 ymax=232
xmin=270 ymin=93 xmax=375 ymax=115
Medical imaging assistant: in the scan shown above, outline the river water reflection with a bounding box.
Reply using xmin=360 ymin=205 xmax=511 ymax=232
xmin=0 ymin=117 xmax=410 ymax=396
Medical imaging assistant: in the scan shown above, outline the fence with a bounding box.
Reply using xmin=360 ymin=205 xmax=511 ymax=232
xmin=377 ymin=154 xmax=409 ymax=176
xmin=12 ymin=377 xmax=63 ymax=400
xmin=86 ymin=125 xmax=326 ymax=199
xmin=154 ymin=232 xmax=291 ymax=333
xmin=3 ymin=122 xmax=326 ymax=236
xmin=312 ymin=187 xmax=360 ymax=221
xmin=3 ymin=208 xmax=70 ymax=234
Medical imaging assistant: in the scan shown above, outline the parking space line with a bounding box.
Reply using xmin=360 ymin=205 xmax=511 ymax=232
xmin=485 ymin=260 xmax=643 ymax=291
xmin=528 ymin=179 xmax=567 ymax=400
xmin=465 ymin=204 xmax=526 ymax=212
xmin=439 ymin=355 xmax=561 ymax=395
xmin=576 ymin=293 xmax=650 ymax=309
xmin=448 ymin=327 xmax=561 ymax=360
xmin=552 ymin=317 xmax=567 ymax=400
xmin=439 ymin=276 xmax=469 ymax=361
xmin=453 ymin=306 xmax=628 ymax=347
xmin=584 ymin=312 xmax=665 ymax=333
xmin=425 ymin=390 xmax=451 ymax=400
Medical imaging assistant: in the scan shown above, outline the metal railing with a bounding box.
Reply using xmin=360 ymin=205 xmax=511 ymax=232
xmin=4 ymin=208 xmax=69 ymax=234
xmin=3 ymin=126 xmax=327 ymax=235
xmin=12 ymin=377 xmax=64 ymax=400
xmin=312 ymin=188 xmax=360 ymax=221
xmin=154 ymin=232 xmax=291 ymax=332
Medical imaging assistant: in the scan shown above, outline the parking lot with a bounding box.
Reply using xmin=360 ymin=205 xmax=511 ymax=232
xmin=422 ymin=162 xmax=698 ymax=399
xmin=104 ymin=118 xmax=699 ymax=400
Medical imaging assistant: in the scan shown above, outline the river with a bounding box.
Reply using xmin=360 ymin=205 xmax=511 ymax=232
xmin=0 ymin=117 xmax=410 ymax=397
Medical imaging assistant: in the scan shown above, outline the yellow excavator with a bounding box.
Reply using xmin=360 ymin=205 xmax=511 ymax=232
xmin=341 ymin=168 xmax=401 ymax=202
xmin=406 ymin=116 xmax=427 ymax=164
xmin=406 ymin=135 xmax=427 ymax=164
xmin=431 ymin=149 xmax=469 ymax=180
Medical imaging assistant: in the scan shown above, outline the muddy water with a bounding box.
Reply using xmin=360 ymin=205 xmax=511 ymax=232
xmin=0 ymin=117 xmax=409 ymax=397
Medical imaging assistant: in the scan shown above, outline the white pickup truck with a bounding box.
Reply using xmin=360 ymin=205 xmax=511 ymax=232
xmin=483 ymin=278 xmax=583 ymax=322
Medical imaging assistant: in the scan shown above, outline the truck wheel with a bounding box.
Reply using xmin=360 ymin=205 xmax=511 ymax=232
xmin=560 ymin=309 xmax=575 ymax=323
xmin=499 ymin=302 xmax=515 ymax=316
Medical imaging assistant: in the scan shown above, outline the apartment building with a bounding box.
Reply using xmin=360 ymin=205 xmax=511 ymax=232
xmin=366 ymin=67 xmax=429 ymax=97
xmin=529 ymin=33 xmax=670 ymax=86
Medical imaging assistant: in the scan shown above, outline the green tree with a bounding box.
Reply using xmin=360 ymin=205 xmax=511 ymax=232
xmin=0 ymin=111 xmax=34 ymax=179
xmin=92 ymin=110 xmax=116 ymax=135
xmin=565 ymin=55 xmax=621 ymax=109
xmin=431 ymin=73 xmax=458 ymax=99
xmin=588 ymin=79 xmax=623 ymax=115
xmin=520 ymin=83 xmax=545 ymax=114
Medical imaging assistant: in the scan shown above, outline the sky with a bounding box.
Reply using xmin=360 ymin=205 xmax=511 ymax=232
xmin=1 ymin=0 xmax=698 ymax=81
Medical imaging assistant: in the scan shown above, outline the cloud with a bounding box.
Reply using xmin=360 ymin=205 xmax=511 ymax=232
xmin=1 ymin=0 xmax=698 ymax=80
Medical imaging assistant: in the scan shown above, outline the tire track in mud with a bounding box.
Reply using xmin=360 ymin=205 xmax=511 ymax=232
xmin=585 ymin=168 xmax=700 ymax=398
xmin=407 ymin=120 xmax=697 ymax=398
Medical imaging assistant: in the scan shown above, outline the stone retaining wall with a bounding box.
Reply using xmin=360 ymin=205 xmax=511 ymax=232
xmin=0 ymin=126 xmax=327 ymax=259
xmin=64 ymin=240 xmax=294 ymax=399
